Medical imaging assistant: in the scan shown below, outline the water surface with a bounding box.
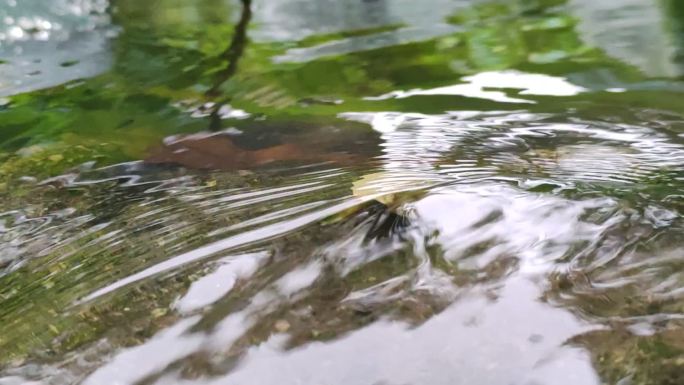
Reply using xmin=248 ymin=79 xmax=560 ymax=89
xmin=0 ymin=1 xmax=683 ymax=384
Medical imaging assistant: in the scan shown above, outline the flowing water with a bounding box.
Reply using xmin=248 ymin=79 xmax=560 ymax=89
xmin=1 ymin=0 xmax=683 ymax=384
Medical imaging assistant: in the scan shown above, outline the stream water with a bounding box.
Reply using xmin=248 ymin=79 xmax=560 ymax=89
xmin=0 ymin=1 xmax=683 ymax=384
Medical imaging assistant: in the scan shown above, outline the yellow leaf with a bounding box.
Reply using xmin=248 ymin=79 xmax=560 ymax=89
xmin=274 ymin=319 xmax=290 ymax=333
xmin=48 ymin=324 xmax=59 ymax=335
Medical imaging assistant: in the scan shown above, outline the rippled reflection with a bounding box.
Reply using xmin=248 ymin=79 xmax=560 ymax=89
xmin=0 ymin=0 xmax=115 ymax=96
xmin=1 ymin=0 xmax=684 ymax=384
xmin=1 ymin=103 xmax=682 ymax=384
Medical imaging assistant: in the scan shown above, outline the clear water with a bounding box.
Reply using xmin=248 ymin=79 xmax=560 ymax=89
xmin=0 ymin=1 xmax=683 ymax=384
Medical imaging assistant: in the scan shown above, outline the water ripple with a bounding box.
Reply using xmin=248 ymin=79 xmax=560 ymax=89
xmin=1 ymin=106 xmax=683 ymax=384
